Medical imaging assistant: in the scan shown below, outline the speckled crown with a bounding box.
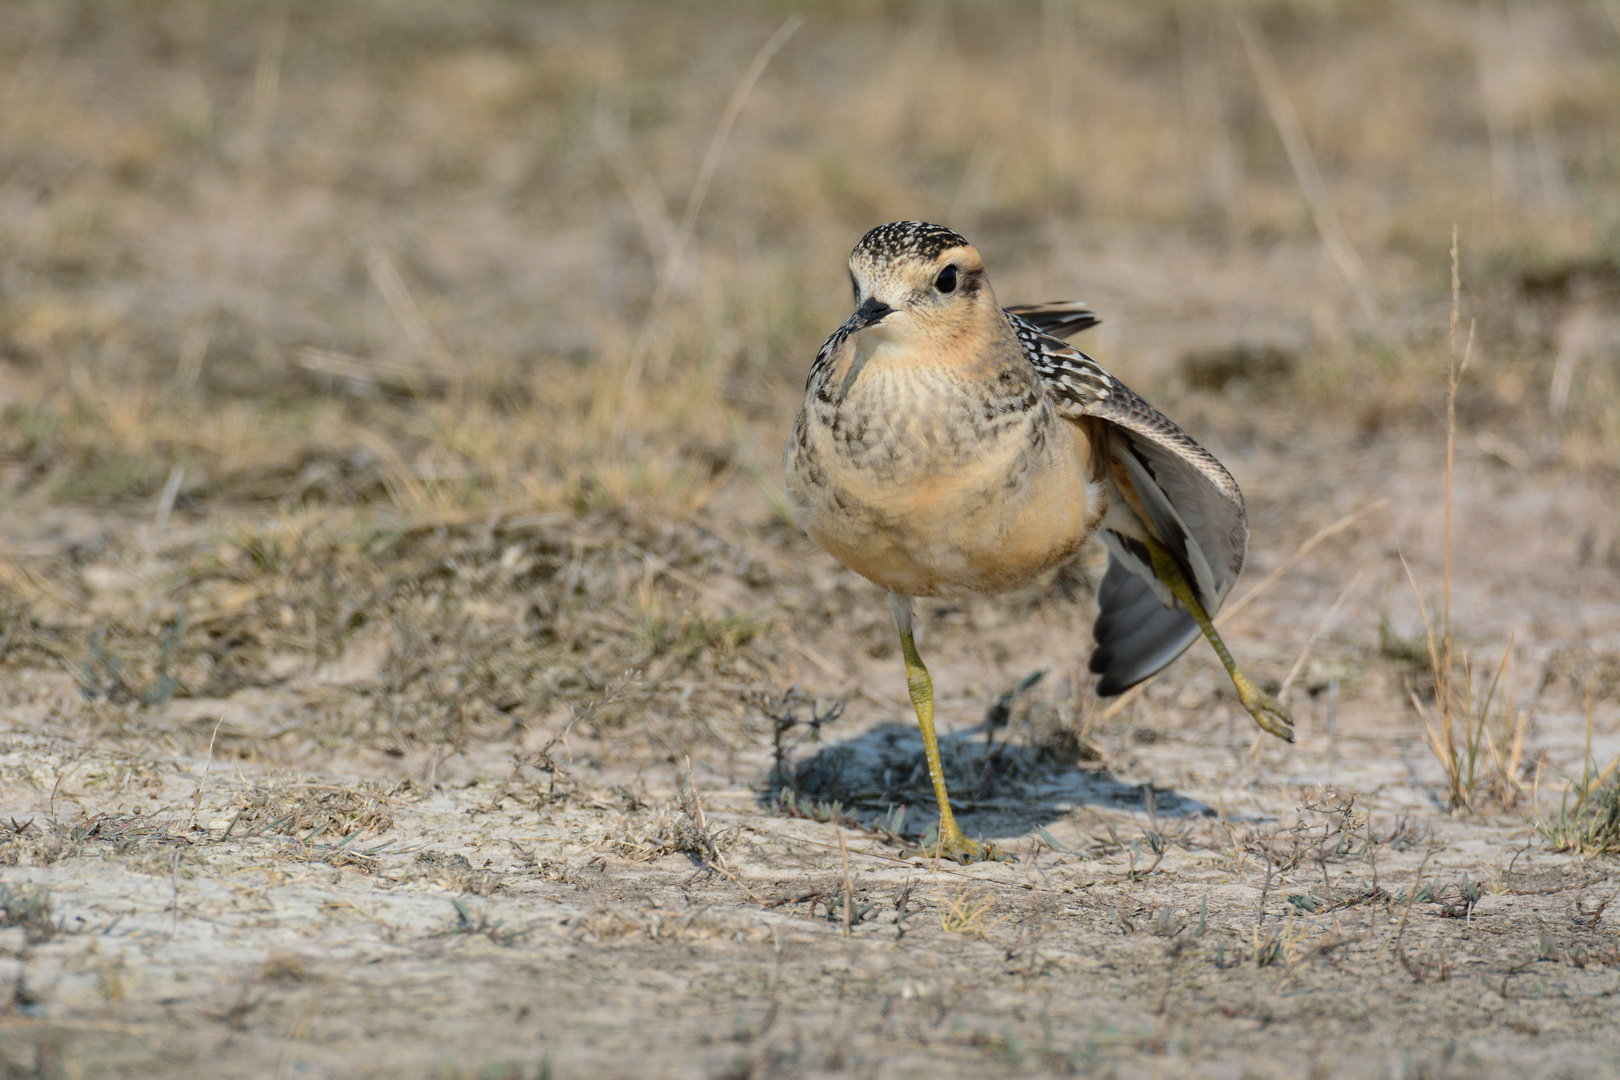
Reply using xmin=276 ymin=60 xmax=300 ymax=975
xmin=851 ymin=221 xmax=969 ymax=264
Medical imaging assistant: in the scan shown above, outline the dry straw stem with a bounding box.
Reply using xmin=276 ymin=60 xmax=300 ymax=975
xmin=1234 ymin=12 xmax=1381 ymax=329
xmin=1237 ymin=10 xmax=1380 ymax=327
xmin=1278 ymin=568 xmax=1367 ymax=697
xmin=622 ymin=14 xmax=803 ymax=401
xmin=1444 ymin=229 xmax=1458 ymax=722
xmin=1222 ymin=499 xmax=1388 ymax=628
xmin=186 ymin=715 xmax=228 ymax=828
xmin=1404 ymin=228 xmax=1519 ymax=813
xmin=1399 ymin=557 xmax=1524 ymax=812
xmin=365 ymin=242 xmax=457 ymax=374
xmin=1442 ymin=227 xmax=1475 ymax=762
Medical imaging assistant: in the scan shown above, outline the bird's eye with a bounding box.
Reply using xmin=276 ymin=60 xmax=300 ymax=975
xmin=935 ymin=264 xmax=958 ymax=294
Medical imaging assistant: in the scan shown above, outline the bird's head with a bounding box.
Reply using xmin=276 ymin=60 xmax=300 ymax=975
xmin=841 ymin=221 xmax=998 ymax=345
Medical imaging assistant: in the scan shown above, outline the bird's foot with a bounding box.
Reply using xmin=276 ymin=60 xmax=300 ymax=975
xmin=1235 ymin=673 xmax=1294 ymax=743
xmin=907 ymin=822 xmax=1011 ymax=864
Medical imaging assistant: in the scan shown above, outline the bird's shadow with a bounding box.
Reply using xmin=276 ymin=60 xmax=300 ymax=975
xmin=761 ymin=719 xmax=1211 ymax=844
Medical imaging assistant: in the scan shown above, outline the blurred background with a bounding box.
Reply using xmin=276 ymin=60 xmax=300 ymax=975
xmin=3 ymin=1 xmax=1618 ymax=522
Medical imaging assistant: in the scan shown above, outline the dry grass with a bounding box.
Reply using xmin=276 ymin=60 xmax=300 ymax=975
xmin=1404 ymin=232 xmax=1530 ymax=812
xmin=937 ymin=886 xmax=1006 ymax=938
xmin=1534 ymin=703 xmax=1620 ymax=856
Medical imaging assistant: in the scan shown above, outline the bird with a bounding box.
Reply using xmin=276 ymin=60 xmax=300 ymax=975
xmin=783 ymin=221 xmax=1292 ymax=862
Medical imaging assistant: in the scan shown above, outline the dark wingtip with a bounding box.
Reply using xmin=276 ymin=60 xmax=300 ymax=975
xmin=1087 ymin=555 xmax=1202 ymax=697
xmin=1005 ymin=302 xmax=1102 ymax=339
xmin=1092 ymin=671 xmax=1133 ymax=698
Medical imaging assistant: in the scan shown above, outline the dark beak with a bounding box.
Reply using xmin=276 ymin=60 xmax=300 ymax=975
xmin=848 ymin=296 xmax=894 ymax=331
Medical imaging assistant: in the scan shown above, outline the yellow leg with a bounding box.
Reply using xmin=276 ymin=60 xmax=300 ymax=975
xmin=1143 ymin=539 xmax=1295 ymax=743
xmin=890 ymin=595 xmax=994 ymax=862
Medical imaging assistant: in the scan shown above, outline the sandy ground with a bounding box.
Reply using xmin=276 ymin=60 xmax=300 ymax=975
xmin=3 ymin=438 xmax=1618 ymax=1079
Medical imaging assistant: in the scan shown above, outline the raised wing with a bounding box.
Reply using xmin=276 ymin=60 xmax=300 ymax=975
xmin=1007 ymin=312 xmax=1250 ymax=695
xmin=1003 ymin=301 xmax=1101 ymax=340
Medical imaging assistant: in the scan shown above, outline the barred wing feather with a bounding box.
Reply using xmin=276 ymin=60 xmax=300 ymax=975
xmin=1008 ymin=313 xmax=1250 ymax=695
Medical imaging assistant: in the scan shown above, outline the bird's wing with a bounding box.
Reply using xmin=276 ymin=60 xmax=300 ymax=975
xmin=1002 ymin=301 xmax=1101 ymax=339
xmin=1008 ymin=313 xmax=1250 ymax=694
xmin=1088 ymin=553 xmax=1204 ymax=696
